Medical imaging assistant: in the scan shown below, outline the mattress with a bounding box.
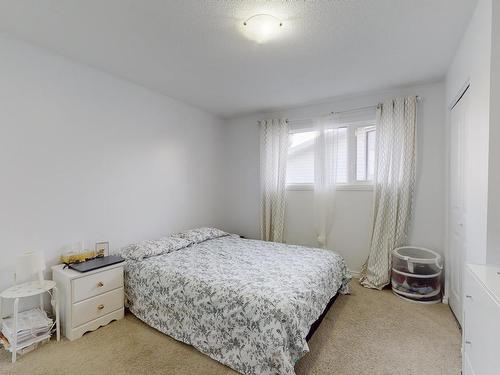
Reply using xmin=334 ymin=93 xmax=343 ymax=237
xmin=122 ymin=234 xmax=350 ymax=375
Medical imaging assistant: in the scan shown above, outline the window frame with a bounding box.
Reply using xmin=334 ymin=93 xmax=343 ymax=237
xmin=286 ymin=120 xmax=376 ymax=191
xmin=354 ymin=124 xmax=376 ymax=183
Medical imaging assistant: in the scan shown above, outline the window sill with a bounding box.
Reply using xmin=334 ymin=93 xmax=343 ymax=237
xmin=286 ymin=184 xmax=373 ymax=191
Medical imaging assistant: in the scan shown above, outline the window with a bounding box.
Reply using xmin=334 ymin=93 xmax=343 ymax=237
xmin=286 ymin=128 xmax=349 ymax=184
xmin=287 ymin=131 xmax=316 ymax=184
xmin=286 ymin=122 xmax=376 ymax=187
xmin=355 ymin=125 xmax=376 ymax=182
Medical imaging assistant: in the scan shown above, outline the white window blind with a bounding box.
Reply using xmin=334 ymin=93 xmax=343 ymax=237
xmin=355 ymin=125 xmax=376 ymax=181
xmin=286 ymin=131 xmax=316 ymax=184
xmin=333 ymin=127 xmax=348 ymax=183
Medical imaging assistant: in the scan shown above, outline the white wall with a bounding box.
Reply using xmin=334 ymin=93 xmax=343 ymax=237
xmin=0 ymin=35 xmax=225 ymax=299
xmin=487 ymin=1 xmax=500 ymax=264
xmin=284 ymin=188 xmax=374 ymax=275
xmin=446 ymin=0 xmax=492 ymax=265
xmin=222 ymin=81 xmax=447 ymax=274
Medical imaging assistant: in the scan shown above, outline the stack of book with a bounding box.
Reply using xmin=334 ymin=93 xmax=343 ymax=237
xmin=1 ymin=308 xmax=53 ymax=351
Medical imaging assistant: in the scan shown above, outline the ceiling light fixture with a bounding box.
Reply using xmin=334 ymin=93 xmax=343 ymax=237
xmin=242 ymin=14 xmax=283 ymax=44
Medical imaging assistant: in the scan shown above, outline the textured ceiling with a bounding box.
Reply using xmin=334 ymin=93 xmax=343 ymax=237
xmin=0 ymin=0 xmax=477 ymax=118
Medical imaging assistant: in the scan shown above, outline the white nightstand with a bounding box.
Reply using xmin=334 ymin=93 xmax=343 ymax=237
xmin=51 ymin=263 xmax=124 ymax=341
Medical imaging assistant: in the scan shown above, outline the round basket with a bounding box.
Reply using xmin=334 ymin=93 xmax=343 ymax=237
xmin=391 ymin=246 xmax=443 ymax=303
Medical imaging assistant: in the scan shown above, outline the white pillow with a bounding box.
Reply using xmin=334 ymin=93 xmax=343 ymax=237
xmin=120 ymin=235 xmax=191 ymax=261
xmin=176 ymin=227 xmax=228 ymax=244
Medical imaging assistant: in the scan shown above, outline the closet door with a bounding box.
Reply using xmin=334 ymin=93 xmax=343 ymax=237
xmin=448 ymin=89 xmax=469 ymax=325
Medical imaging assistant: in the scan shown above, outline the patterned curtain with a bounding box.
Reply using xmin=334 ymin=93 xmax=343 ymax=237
xmin=260 ymin=119 xmax=289 ymax=242
xmin=360 ymin=97 xmax=417 ymax=289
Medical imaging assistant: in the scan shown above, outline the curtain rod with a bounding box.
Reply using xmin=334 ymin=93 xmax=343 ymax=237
xmin=285 ymin=96 xmax=421 ymax=125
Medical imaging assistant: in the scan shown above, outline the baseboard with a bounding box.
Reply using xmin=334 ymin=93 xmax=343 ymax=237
xmin=349 ymin=270 xmax=360 ymax=279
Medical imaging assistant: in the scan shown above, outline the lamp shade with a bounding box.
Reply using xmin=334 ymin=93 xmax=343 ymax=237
xmin=16 ymin=251 xmax=46 ymax=283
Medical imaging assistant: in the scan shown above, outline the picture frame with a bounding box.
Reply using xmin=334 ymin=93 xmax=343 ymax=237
xmin=95 ymin=241 xmax=109 ymax=258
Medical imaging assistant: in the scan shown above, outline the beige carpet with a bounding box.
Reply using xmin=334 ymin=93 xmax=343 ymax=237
xmin=0 ymin=282 xmax=461 ymax=375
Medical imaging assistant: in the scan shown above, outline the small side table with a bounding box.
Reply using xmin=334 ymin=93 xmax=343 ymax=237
xmin=52 ymin=263 xmax=124 ymax=341
xmin=0 ymin=280 xmax=60 ymax=363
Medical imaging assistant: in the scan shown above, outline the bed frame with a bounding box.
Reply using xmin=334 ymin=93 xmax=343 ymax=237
xmin=306 ymin=292 xmax=339 ymax=341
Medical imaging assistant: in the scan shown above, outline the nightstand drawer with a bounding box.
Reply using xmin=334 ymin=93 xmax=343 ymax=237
xmin=72 ymin=287 xmax=124 ymax=328
xmin=72 ymin=267 xmax=123 ymax=303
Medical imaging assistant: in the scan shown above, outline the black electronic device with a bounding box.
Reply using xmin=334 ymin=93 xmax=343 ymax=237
xmin=68 ymin=255 xmax=125 ymax=273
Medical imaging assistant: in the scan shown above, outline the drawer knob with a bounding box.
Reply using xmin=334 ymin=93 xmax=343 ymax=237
xmin=97 ymin=281 xmax=104 ymax=288
xmin=465 ymin=340 xmax=471 ymax=345
xmin=97 ymin=304 xmax=104 ymax=310
xmin=465 ymin=295 xmax=472 ymax=299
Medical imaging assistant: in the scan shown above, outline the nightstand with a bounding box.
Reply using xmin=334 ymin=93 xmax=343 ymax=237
xmin=51 ymin=263 xmax=124 ymax=341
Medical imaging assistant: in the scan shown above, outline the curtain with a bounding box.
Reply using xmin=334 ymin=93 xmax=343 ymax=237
xmin=360 ymin=97 xmax=417 ymax=289
xmin=260 ymin=119 xmax=289 ymax=242
xmin=313 ymin=116 xmax=338 ymax=248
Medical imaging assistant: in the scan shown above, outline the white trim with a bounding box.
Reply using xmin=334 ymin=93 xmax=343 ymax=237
xmin=448 ymin=80 xmax=471 ymax=110
xmin=336 ymin=184 xmax=373 ymax=191
xmin=286 ymin=183 xmax=373 ymax=191
xmin=286 ymin=183 xmax=314 ymax=191
xmin=347 ymin=126 xmax=356 ymax=185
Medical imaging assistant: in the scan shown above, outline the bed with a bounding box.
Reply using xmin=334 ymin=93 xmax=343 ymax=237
xmin=119 ymin=228 xmax=351 ymax=375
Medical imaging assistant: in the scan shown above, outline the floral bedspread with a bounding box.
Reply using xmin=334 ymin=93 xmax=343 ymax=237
xmin=122 ymin=235 xmax=351 ymax=375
